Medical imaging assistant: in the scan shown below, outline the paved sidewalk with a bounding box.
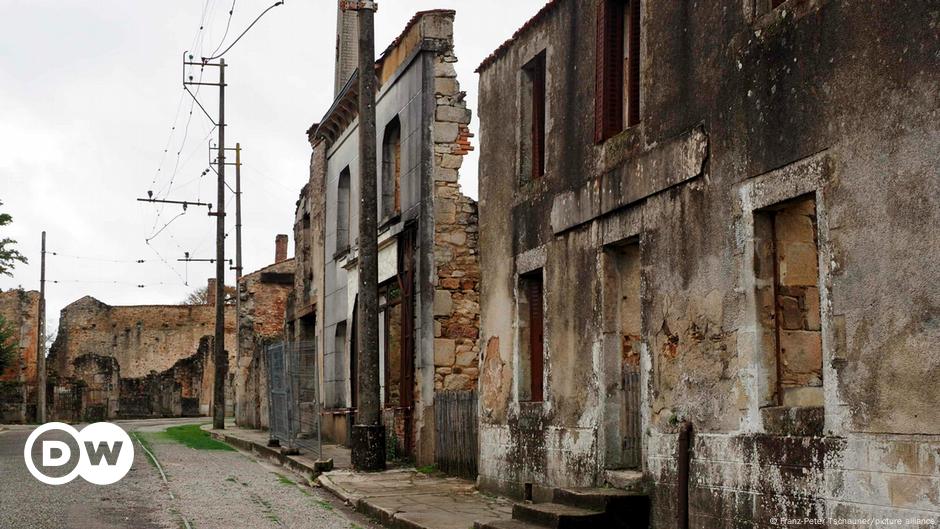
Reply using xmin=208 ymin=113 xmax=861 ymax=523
xmin=319 ymin=469 xmax=513 ymax=529
xmin=208 ymin=423 xmax=514 ymax=529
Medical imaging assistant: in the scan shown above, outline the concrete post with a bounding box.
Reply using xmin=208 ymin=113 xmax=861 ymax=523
xmin=350 ymin=0 xmax=385 ymax=471
xmin=213 ymin=59 xmax=228 ymax=430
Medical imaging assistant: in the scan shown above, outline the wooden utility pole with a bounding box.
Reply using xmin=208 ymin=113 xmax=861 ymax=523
xmin=347 ymin=0 xmax=385 ymax=471
xmin=36 ymin=231 xmax=46 ymax=423
xmin=212 ymin=58 xmax=228 ymax=430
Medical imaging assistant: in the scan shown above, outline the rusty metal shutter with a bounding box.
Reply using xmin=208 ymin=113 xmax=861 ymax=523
xmin=627 ymin=0 xmax=641 ymax=127
xmin=527 ymin=275 xmax=545 ymax=402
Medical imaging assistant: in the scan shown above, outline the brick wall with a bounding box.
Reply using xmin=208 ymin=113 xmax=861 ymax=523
xmin=236 ymin=257 xmax=294 ymax=429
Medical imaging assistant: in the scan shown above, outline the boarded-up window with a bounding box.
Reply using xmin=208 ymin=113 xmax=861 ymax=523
xmin=521 ymin=52 xmax=547 ymax=181
xmin=519 ymin=270 xmax=545 ymax=402
xmin=596 ymin=0 xmax=640 ymax=143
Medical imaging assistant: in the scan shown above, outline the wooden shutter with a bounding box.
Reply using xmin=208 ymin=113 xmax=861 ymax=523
xmin=627 ymin=0 xmax=641 ymax=127
xmin=531 ymin=53 xmax=546 ymax=179
xmin=527 ymin=276 xmax=545 ymax=402
xmin=595 ymin=0 xmax=626 ymax=142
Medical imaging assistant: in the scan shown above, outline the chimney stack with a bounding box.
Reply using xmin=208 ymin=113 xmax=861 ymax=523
xmin=207 ymin=278 xmax=217 ymax=307
xmin=335 ymin=1 xmax=360 ymax=96
xmin=275 ymin=234 xmax=289 ymax=263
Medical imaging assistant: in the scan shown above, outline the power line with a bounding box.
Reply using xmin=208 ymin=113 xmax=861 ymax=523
xmin=146 ymin=240 xmax=189 ymax=286
xmin=47 ymin=252 xmax=148 ymax=264
xmin=209 ymin=0 xmax=238 ymax=59
xmin=49 ymin=279 xmax=183 ymax=289
xmin=203 ymin=1 xmax=285 ymax=61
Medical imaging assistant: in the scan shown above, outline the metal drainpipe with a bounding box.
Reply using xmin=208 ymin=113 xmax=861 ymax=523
xmin=677 ymin=421 xmax=693 ymax=529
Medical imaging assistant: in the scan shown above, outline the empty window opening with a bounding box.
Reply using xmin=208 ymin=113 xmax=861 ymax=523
xmin=596 ymin=0 xmax=640 ymax=142
xmin=381 ymin=116 xmax=402 ymax=221
xmin=754 ymin=195 xmax=823 ymax=408
xmin=520 ymin=52 xmax=547 ymax=182
xmin=602 ymin=240 xmax=642 ymax=469
xmin=518 ymin=269 xmax=545 ymax=402
xmin=336 ymin=167 xmax=351 ymax=256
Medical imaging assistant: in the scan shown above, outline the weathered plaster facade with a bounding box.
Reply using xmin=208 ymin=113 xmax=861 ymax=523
xmin=476 ymin=0 xmax=939 ymax=526
xmin=235 ymin=236 xmax=294 ymax=429
xmin=48 ymin=289 xmax=235 ymax=420
xmin=289 ymin=8 xmax=481 ymax=465
xmin=0 ymin=288 xmax=40 ymax=422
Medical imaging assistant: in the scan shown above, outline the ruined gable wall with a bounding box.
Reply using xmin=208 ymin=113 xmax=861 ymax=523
xmin=0 ymin=289 xmax=40 ymax=422
xmin=0 ymin=289 xmax=40 ymax=383
xmin=477 ymin=0 xmax=940 ymax=523
xmin=49 ymin=296 xmax=236 ymax=418
xmin=50 ymin=297 xmax=235 ymax=379
xmin=236 ymin=258 xmax=294 ymax=429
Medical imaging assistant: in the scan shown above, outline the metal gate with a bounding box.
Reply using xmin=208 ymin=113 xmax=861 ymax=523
xmin=265 ymin=341 xmax=321 ymax=459
xmin=290 ymin=340 xmax=321 ymax=456
xmin=266 ymin=342 xmax=292 ymax=445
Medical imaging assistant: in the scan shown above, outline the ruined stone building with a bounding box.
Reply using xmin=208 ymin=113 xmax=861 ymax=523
xmin=235 ymin=235 xmax=294 ymax=430
xmin=287 ymin=7 xmax=480 ymax=465
xmin=0 ymin=288 xmax=40 ymax=423
xmin=48 ymin=283 xmax=235 ymax=421
xmin=475 ymin=0 xmax=939 ymax=527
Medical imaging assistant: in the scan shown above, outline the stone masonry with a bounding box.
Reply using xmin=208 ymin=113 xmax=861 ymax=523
xmin=48 ymin=288 xmax=235 ymax=420
xmin=0 ymin=288 xmax=40 ymax=423
xmin=431 ymin=48 xmax=481 ymax=393
xmin=235 ymin=236 xmax=295 ymax=430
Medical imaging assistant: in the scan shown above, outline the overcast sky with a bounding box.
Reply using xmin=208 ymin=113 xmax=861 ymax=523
xmin=0 ymin=0 xmax=545 ymax=334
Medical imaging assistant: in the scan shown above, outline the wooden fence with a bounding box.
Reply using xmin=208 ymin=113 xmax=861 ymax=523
xmin=434 ymin=390 xmax=478 ymax=480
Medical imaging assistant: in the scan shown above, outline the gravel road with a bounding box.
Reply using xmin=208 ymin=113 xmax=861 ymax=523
xmin=0 ymin=419 xmax=381 ymax=529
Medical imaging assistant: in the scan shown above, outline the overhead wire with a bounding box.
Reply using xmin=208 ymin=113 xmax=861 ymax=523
xmin=47 ymin=252 xmax=147 ymax=264
xmin=202 ymin=1 xmax=285 ymax=61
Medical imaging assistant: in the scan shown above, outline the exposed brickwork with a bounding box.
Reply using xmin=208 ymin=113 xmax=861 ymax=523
xmin=0 ymin=289 xmax=40 ymax=422
xmin=236 ymin=246 xmax=295 ymax=430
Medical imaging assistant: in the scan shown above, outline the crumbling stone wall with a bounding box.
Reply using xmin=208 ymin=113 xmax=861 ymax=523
xmin=476 ymin=0 xmax=940 ymax=525
xmin=48 ymin=295 xmax=235 ymax=419
xmin=430 ymin=39 xmax=482 ymax=394
xmin=235 ymin=249 xmax=294 ymax=430
xmin=0 ymin=289 xmax=40 ymax=423
xmin=120 ymin=337 xmax=209 ymax=418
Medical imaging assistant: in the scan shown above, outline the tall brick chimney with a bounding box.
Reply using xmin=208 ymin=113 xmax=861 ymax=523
xmin=207 ymin=278 xmax=217 ymax=307
xmin=334 ymin=0 xmax=359 ymax=96
xmin=275 ymin=234 xmax=289 ymax=263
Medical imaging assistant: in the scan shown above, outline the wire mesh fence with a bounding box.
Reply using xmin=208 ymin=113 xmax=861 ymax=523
xmin=265 ymin=340 xmax=321 ymax=459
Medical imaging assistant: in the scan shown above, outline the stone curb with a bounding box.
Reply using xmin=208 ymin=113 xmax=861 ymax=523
xmin=208 ymin=430 xmax=332 ymax=484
